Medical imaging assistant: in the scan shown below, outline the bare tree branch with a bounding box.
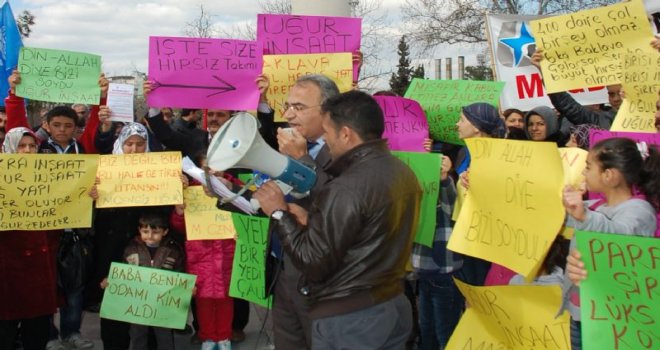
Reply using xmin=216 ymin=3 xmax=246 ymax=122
xmin=403 ymin=0 xmax=619 ymax=50
xmin=183 ymin=4 xmax=216 ymax=38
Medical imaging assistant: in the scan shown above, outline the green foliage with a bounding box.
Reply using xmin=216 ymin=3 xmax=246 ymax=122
xmin=389 ymin=36 xmax=424 ymax=96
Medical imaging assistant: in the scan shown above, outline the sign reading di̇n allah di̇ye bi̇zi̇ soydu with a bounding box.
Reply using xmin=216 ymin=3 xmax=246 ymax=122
xmin=448 ymin=138 xmax=565 ymax=279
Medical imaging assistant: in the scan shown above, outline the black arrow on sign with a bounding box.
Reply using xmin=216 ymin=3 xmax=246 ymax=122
xmin=152 ymin=75 xmax=237 ymax=97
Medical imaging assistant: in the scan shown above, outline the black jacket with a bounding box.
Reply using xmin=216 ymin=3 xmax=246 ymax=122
xmin=273 ymin=140 xmax=422 ymax=319
xmin=548 ymin=91 xmax=616 ymax=130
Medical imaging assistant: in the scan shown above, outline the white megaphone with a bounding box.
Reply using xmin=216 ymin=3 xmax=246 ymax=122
xmin=206 ymin=112 xmax=317 ymax=207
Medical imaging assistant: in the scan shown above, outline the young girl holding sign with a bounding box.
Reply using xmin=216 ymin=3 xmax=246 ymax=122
xmin=170 ymin=155 xmax=236 ymax=350
xmin=563 ymin=138 xmax=659 ymax=350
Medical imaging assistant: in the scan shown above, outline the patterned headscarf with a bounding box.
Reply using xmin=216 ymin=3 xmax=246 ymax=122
xmin=569 ymin=123 xmax=602 ymax=150
xmin=462 ymin=103 xmax=506 ymax=138
xmin=112 ymin=122 xmax=150 ymax=154
xmin=2 ymin=127 xmax=39 ymax=154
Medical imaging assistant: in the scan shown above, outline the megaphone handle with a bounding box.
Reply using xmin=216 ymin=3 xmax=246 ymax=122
xmin=250 ymin=198 xmax=261 ymax=211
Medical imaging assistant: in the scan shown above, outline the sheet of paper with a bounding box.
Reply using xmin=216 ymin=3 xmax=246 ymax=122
xmin=106 ymin=83 xmax=135 ymax=123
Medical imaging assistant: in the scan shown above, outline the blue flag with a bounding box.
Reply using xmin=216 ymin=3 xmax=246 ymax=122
xmin=0 ymin=1 xmax=23 ymax=107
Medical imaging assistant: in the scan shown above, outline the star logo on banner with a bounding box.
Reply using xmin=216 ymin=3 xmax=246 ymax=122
xmin=499 ymin=22 xmax=535 ymax=67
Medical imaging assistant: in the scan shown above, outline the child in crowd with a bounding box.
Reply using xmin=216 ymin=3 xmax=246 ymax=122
xmin=563 ymin=138 xmax=659 ymax=350
xmin=122 ymin=209 xmax=184 ymax=350
xmin=171 ymin=155 xmax=236 ymax=350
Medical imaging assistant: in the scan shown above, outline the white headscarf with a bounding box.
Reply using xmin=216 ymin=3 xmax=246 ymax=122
xmin=112 ymin=122 xmax=150 ymax=154
xmin=2 ymin=127 xmax=39 ymax=154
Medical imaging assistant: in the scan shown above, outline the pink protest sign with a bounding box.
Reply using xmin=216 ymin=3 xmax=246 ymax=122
xmin=148 ymin=37 xmax=263 ymax=110
xmin=374 ymin=95 xmax=429 ymax=152
xmin=589 ymin=130 xmax=660 ymax=148
xmin=257 ymin=14 xmax=362 ymax=82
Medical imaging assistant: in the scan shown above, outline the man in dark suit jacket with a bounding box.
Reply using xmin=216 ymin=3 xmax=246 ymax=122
xmin=265 ymin=74 xmax=339 ymax=350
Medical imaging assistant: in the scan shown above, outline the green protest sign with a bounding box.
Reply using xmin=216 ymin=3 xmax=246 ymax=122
xmin=404 ymin=78 xmax=504 ymax=145
xmin=229 ymin=213 xmax=272 ymax=308
xmin=393 ymin=151 xmax=441 ymax=247
xmin=576 ymin=231 xmax=659 ymax=350
xmin=100 ymin=263 xmax=196 ymax=329
xmin=17 ymin=47 xmax=101 ymax=104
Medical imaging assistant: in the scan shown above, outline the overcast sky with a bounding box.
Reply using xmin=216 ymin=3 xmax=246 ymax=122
xmin=8 ymin=0 xmax=482 ymax=88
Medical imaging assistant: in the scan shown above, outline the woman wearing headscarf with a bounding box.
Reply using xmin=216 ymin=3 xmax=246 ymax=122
xmin=414 ymin=103 xmax=506 ymax=349
xmin=0 ymin=128 xmax=60 ymax=350
xmin=93 ymin=122 xmax=156 ymax=350
xmin=524 ymin=106 xmax=568 ymax=146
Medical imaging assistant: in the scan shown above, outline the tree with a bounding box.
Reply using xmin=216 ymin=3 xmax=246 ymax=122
xmin=464 ymin=54 xmax=493 ymax=81
xmin=183 ymin=4 xmax=216 ymax=38
xmin=389 ymin=36 xmax=423 ymax=96
xmin=16 ymin=10 xmax=35 ymax=39
xmin=402 ymin=0 xmax=618 ymax=49
xmin=412 ymin=65 xmax=425 ymax=80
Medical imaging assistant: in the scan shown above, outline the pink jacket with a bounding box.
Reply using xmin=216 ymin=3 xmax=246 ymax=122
xmin=170 ymin=210 xmax=235 ymax=299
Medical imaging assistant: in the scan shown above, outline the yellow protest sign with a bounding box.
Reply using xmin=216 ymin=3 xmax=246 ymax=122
xmin=530 ymin=0 xmax=653 ymax=93
xmin=0 ymin=154 xmax=98 ymax=230
xmin=447 ymin=279 xmax=570 ymax=350
xmin=448 ymin=139 xmax=565 ymax=278
xmin=558 ymin=147 xmax=587 ymax=188
xmin=452 ymin=180 xmax=467 ymax=222
xmin=611 ymin=48 xmax=660 ymax=132
xmin=263 ymin=52 xmax=353 ymax=121
xmin=96 ymin=152 xmax=183 ymax=208
xmin=183 ymin=186 xmax=236 ymax=240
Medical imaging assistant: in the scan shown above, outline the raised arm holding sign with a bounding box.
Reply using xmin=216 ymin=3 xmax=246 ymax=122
xmin=16 ymin=47 xmax=101 ymax=104
xmin=148 ymin=37 xmax=263 ymax=110
xmin=257 ymin=14 xmax=362 ymax=82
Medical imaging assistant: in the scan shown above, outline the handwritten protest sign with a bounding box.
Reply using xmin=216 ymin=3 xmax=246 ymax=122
xmin=576 ymin=231 xmax=659 ymax=350
xmin=404 ymin=78 xmax=504 ymax=145
xmin=559 ymin=147 xmax=588 ymax=188
xmin=374 ymin=96 xmax=429 ymax=152
xmin=16 ymin=47 xmax=101 ymax=104
xmin=611 ymin=49 xmax=660 ymax=132
xmin=100 ymin=263 xmax=195 ymax=329
xmin=106 ymin=83 xmax=135 ymax=123
xmin=257 ymin=14 xmax=362 ymax=81
xmin=448 ymin=139 xmax=565 ymax=278
xmin=263 ymin=53 xmax=352 ymax=121
xmin=590 ymin=129 xmax=660 ymax=147
xmin=392 ymin=152 xmax=441 ymax=247
xmin=530 ymin=0 xmax=654 ymax=93
xmin=0 ymin=154 xmax=98 ymax=231
xmin=229 ymin=213 xmax=272 ymax=308
xmin=486 ymin=13 xmax=608 ymax=111
xmin=447 ymin=279 xmax=570 ymax=350
xmin=183 ymin=186 xmax=236 ymax=240
xmin=148 ymin=37 xmax=263 ymax=110
xmin=96 ymin=152 xmax=182 ymax=208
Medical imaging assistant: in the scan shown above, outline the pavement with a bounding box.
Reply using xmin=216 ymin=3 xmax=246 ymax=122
xmin=52 ymin=304 xmax=275 ymax=350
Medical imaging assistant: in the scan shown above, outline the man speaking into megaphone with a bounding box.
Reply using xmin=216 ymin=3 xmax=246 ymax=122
xmin=254 ymin=90 xmax=423 ymax=350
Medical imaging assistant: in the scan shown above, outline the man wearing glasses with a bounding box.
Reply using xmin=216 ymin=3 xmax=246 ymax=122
xmin=267 ymin=74 xmax=339 ymax=349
